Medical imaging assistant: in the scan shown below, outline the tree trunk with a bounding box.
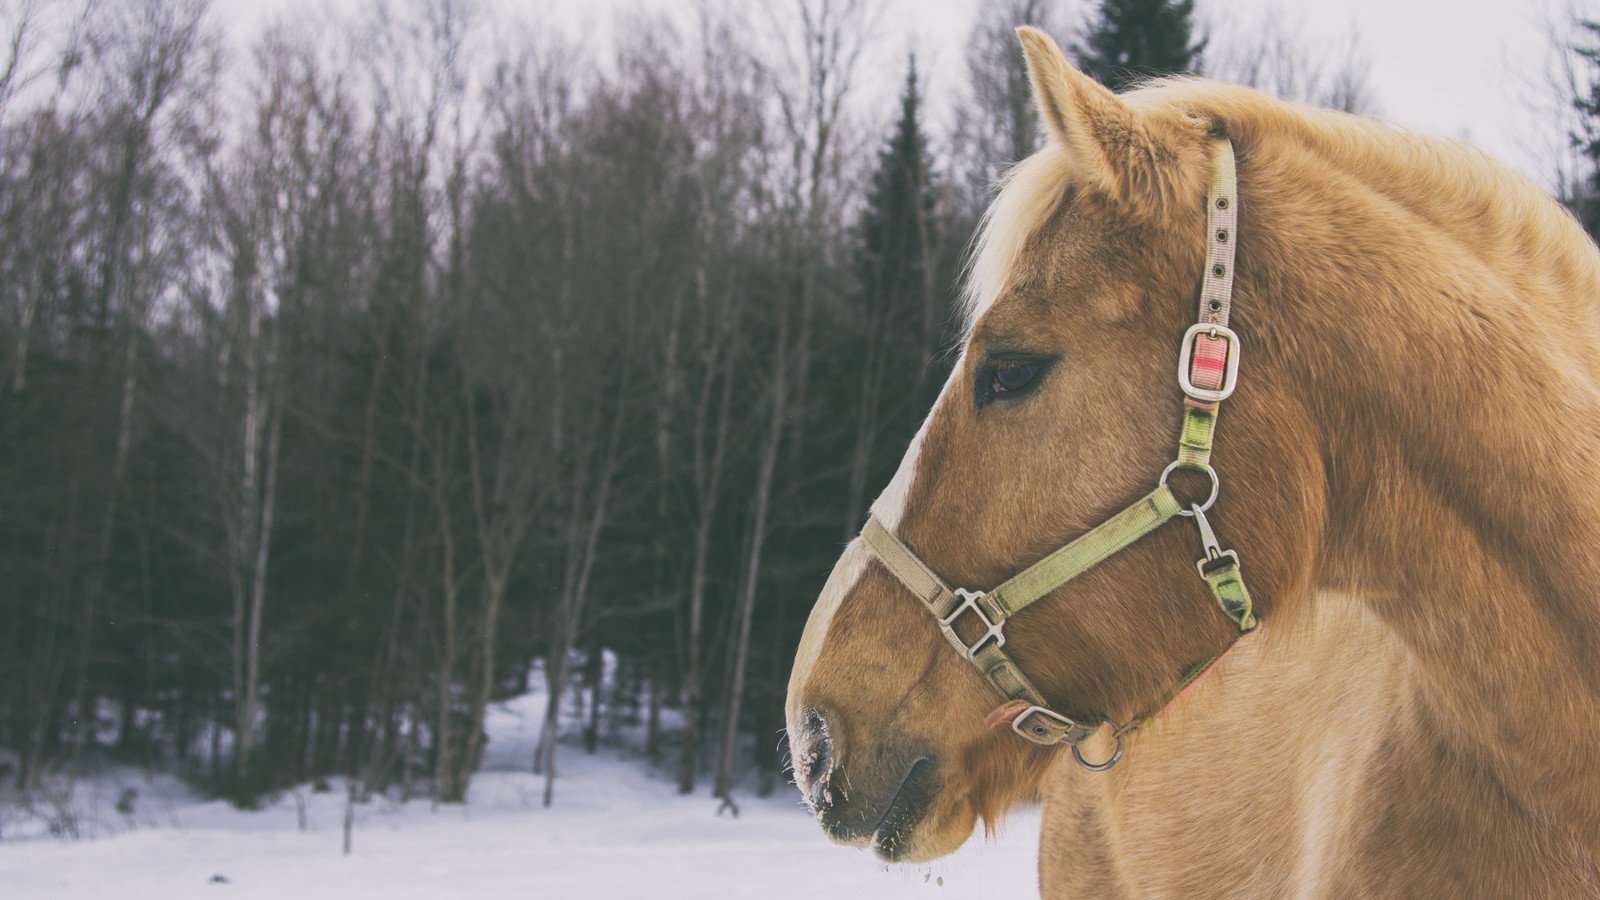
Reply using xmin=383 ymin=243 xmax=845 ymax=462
xmin=456 ymin=574 xmax=505 ymax=789
xmin=237 ymin=389 xmax=281 ymax=784
xmin=714 ymin=317 xmax=788 ymax=812
xmin=843 ymin=312 xmax=885 ymax=540
xmin=430 ymin=428 xmax=463 ymax=806
xmin=542 ymin=396 xmax=624 ymax=807
xmin=342 ymin=312 xmax=391 ymax=589
xmin=678 ymin=300 xmax=737 ymax=794
xmin=74 ymin=323 xmax=141 ymax=763
xmin=645 ymin=671 xmax=662 ymax=760
xmin=678 ymin=508 xmax=712 ymax=794
xmin=583 ymin=642 xmax=603 ymax=754
xmin=10 ymin=264 xmax=40 ymax=393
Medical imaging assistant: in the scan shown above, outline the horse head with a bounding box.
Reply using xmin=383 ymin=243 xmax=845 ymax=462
xmin=784 ymin=28 xmax=1325 ymax=862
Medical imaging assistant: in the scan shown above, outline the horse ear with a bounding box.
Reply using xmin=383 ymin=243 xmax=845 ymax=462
xmin=1015 ymin=27 xmax=1168 ymax=211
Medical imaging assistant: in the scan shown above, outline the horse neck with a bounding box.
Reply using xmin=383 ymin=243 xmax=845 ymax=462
xmin=1251 ymin=152 xmax=1600 ymax=854
xmin=1117 ymin=596 xmax=1410 ymax=895
xmin=1040 ymin=595 xmax=1600 ymax=897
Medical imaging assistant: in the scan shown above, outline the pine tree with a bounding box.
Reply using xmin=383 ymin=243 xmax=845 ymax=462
xmin=1075 ymin=0 xmax=1207 ymax=93
xmin=842 ymin=56 xmax=945 ymax=528
xmin=858 ymin=55 xmax=939 ymax=365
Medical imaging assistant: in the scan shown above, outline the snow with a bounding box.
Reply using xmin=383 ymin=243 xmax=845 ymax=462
xmin=0 ymin=691 xmax=1042 ymax=899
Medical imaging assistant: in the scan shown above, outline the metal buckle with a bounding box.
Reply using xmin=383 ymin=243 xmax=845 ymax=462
xmin=1177 ymin=323 xmax=1240 ymax=402
xmin=1010 ymin=705 xmax=1076 ymax=744
xmin=1161 ymin=462 xmax=1219 ymax=515
xmin=1071 ymin=732 xmax=1125 ymax=771
xmin=939 ymin=588 xmax=1005 ymax=661
xmin=1189 ymin=502 xmax=1239 ymax=577
xmin=1197 ymin=549 xmax=1240 ymax=579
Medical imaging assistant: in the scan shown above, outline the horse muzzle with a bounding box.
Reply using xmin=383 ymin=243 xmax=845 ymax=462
xmin=790 ymin=706 xmax=939 ymax=861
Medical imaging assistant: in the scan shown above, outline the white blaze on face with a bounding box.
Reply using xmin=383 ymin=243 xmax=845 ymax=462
xmin=786 ymin=358 xmax=967 ymax=721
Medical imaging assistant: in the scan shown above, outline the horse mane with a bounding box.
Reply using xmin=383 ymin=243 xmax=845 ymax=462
xmin=961 ymin=77 xmax=1599 ymax=335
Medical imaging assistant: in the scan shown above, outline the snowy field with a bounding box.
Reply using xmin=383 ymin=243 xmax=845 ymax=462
xmin=0 ymin=692 xmax=1042 ymax=899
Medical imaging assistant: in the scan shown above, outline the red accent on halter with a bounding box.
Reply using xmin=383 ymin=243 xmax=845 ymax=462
xmin=1189 ymin=332 xmax=1230 ymax=391
xmin=1156 ymin=639 xmax=1242 ymax=723
xmin=984 ymin=699 xmax=1033 ymax=730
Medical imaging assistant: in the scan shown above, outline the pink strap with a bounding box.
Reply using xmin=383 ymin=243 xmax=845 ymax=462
xmin=1189 ymin=333 xmax=1229 ymax=391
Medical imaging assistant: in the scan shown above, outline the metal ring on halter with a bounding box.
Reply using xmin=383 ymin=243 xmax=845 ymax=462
xmin=1160 ymin=462 xmax=1219 ymax=516
xmin=1071 ymin=733 xmax=1124 ymax=772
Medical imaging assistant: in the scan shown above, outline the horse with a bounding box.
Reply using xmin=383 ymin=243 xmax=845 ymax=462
xmin=785 ymin=26 xmax=1600 ymax=897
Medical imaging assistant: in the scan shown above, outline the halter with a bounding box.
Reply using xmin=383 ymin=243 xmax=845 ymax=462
xmin=858 ymin=140 xmax=1256 ymax=772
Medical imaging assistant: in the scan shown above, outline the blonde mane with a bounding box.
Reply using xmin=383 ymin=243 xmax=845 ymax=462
xmin=961 ymin=78 xmax=1595 ymax=334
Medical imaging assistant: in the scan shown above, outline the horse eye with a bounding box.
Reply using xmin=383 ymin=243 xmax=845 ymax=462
xmin=990 ymin=363 xmax=1037 ymax=395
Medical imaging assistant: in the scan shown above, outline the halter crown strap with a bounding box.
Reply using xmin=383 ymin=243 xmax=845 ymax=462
xmin=1199 ymin=140 xmax=1239 ymax=328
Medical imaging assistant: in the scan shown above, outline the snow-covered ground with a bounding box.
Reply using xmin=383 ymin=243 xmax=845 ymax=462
xmin=0 ymin=692 xmax=1042 ymax=899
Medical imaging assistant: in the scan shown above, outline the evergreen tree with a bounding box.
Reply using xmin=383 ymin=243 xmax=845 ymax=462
xmin=841 ymin=55 xmax=947 ymax=527
xmin=858 ymin=54 xmax=940 ymax=365
xmin=1075 ymin=0 xmax=1206 ymax=92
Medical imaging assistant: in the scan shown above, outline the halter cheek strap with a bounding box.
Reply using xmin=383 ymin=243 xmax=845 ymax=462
xmin=857 ymin=140 xmax=1256 ymax=767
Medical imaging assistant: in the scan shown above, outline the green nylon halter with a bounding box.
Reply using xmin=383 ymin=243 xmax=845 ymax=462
xmin=858 ymin=140 xmax=1257 ymax=771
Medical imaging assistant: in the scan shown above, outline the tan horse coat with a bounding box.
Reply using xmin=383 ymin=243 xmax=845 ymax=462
xmin=1039 ymin=595 xmax=1600 ymax=896
xmin=788 ymin=26 xmax=1600 ymax=897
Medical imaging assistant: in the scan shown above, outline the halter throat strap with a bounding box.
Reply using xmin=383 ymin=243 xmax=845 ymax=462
xmin=856 ymin=139 xmax=1256 ymax=760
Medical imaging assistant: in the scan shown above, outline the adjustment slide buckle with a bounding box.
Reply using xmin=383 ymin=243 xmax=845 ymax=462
xmin=940 ymin=588 xmax=1005 ymax=661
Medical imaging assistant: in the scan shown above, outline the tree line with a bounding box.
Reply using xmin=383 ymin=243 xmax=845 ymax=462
xmin=0 ymin=0 xmax=1381 ymax=816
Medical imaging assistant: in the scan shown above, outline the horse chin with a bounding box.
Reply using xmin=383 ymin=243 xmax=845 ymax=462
xmin=874 ymin=793 xmax=977 ymax=864
xmin=864 ymin=757 xmax=939 ymax=862
xmin=814 ymin=756 xmax=973 ymax=863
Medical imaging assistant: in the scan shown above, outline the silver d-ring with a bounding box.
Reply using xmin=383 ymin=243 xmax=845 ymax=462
xmin=1071 ymin=733 xmax=1124 ymax=772
xmin=1160 ymin=462 xmax=1219 ymax=516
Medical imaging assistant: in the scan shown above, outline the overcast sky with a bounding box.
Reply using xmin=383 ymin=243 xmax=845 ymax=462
xmin=224 ymin=0 xmax=1572 ymax=186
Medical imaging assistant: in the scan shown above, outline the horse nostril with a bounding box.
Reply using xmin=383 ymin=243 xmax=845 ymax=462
xmin=795 ymin=707 xmax=833 ymax=804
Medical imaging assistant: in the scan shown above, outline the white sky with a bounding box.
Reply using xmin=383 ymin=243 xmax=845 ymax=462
xmin=1216 ymin=0 xmax=1565 ymax=184
xmin=221 ymin=0 xmax=1576 ymax=187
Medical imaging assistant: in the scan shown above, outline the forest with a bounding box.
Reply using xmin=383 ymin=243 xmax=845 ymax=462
xmin=0 ymin=0 xmax=1588 ymax=822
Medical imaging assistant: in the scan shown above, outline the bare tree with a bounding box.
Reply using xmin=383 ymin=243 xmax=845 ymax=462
xmin=1207 ymin=7 xmax=1376 ymax=114
xmin=199 ymin=13 xmax=356 ymax=787
xmin=949 ymin=0 xmax=1065 ymax=216
xmin=0 ymin=0 xmax=93 ymax=395
xmin=539 ymin=390 xmax=627 ymax=807
xmin=1523 ymin=3 xmax=1595 ymax=206
xmin=422 ymin=397 xmax=473 ymax=806
xmin=672 ymin=7 xmax=767 ymax=796
xmin=758 ymin=0 xmax=879 ymax=458
xmin=69 ymin=0 xmax=220 ymax=762
xmin=705 ymin=0 xmax=878 ymax=810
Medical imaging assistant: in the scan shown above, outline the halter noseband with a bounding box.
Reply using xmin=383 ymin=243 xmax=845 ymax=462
xmin=858 ymin=140 xmax=1257 ymax=772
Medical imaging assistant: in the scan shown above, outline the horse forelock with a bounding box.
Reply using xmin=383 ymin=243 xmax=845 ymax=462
xmin=960 ymin=145 xmax=1077 ymax=332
